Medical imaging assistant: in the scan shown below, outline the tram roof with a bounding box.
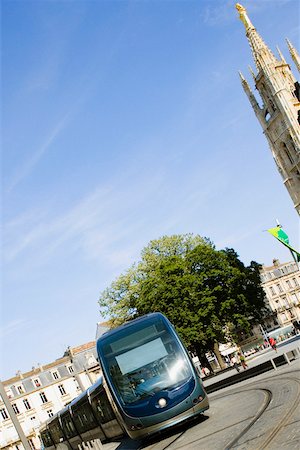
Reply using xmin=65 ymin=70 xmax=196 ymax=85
xmin=97 ymin=312 xmax=165 ymax=341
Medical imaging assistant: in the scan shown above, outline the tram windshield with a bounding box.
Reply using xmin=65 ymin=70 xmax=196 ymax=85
xmin=99 ymin=317 xmax=192 ymax=405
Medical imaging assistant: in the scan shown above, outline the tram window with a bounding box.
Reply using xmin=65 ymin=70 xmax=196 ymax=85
xmin=61 ymin=413 xmax=77 ymax=439
xmin=72 ymin=401 xmax=98 ymax=433
xmin=41 ymin=430 xmax=53 ymax=448
xmin=90 ymin=387 xmax=115 ymax=424
xmin=49 ymin=418 xmax=64 ymax=444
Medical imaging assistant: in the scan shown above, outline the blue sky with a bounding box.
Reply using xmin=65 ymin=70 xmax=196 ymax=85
xmin=2 ymin=0 xmax=299 ymax=380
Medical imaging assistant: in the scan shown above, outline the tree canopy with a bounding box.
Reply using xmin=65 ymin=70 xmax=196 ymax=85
xmin=98 ymin=234 xmax=267 ymax=365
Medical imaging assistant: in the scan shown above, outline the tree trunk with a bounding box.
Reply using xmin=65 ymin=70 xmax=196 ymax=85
xmin=213 ymin=342 xmax=226 ymax=370
xmin=193 ymin=342 xmax=214 ymax=373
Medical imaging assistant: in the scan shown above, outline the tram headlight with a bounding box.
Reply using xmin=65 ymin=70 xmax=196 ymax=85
xmin=156 ymin=398 xmax=167 ymax=408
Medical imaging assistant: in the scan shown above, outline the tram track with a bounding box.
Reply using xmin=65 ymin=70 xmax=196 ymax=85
xmin=135 ymin=372 xmax=300 ymax=450
xmin=255 ymin=376 xmax=300 ymax=450
xmin=224 ymin=388 xmax=272 ymax=450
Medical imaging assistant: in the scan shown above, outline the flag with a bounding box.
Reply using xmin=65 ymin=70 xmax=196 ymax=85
xmin=267 ymin=226 xmax=289 ymax=244
xmin=267 ymin=226 xmax=300 ymax=262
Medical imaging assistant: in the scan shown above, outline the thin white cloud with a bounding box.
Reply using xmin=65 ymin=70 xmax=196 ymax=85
xmin=0 ymin=318 xmax=30 ymax=339
xmin=3 ymin=155 xmax=225 ymax=274
xmin=7 ymin=113 xmax=71 ymax=192
xmin=215 ymin=226 xmax=264 ymax=250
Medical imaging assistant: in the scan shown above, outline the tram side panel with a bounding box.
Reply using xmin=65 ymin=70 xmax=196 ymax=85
xmin=48 ymin=417 xmax=72 ymax=450
xmin=40 ymin=381 xmax=124 ymax=450
xmin=40 ymin=425 xmax=56 ymax=450
xmin=89 ymin=381 xmax=124 ymax=440
xmin=59 ymin=408 xmax=83 ymax=450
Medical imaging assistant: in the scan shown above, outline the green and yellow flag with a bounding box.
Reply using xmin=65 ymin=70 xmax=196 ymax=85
xmin=268 ymin=226 xmax=300 ymax=262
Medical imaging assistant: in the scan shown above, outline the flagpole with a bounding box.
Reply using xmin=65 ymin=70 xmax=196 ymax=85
xmin=290 ymin=249 xmax=297 ymax=264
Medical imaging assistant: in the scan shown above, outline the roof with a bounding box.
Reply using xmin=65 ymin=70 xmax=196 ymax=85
xmin=3 ymin=341 xmax=96 ymax=385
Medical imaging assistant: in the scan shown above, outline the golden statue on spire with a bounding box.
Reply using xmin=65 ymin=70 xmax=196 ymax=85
xmin=235 ymin=3 xmax=254 ymax=30
xmin=235 ymin=3 xmax=245 ymax=13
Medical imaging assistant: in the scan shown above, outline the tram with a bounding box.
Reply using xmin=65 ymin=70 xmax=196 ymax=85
xmin=97 ymin=312 xmax=209 ymax=439
xmin=40 ymin=313 xmax=209 ymax=448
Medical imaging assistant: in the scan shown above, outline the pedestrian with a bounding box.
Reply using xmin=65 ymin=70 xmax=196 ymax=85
xmin=238 ymin=352 xmax=248 ymax=370
xmin=268 ymin=337 xmax=277 ymax=352
xmin=201 ymin=366 xmax=210 ymax=377
xmin=204 ymin=366 xmax=210 ymax=376
xmin=231 ymin=355 xmax=240 ymax=372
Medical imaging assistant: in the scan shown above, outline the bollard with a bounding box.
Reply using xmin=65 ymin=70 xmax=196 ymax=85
xmin=93 ymin=439 xmax=103 ymax=450
xmin=270 ymin=359 xmax=277 ymax=370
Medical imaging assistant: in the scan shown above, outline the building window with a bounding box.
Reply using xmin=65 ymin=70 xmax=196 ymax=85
xmin=52 ymin=371 xmax=59 ymax=380
xmin=30 ymin=416 xmax=36 ymax=421
xmin=39 ymin=392 xmax=48 ymax=404
xmin=28 ymin=439 xmax=35 ymax=450
xmin=23 ymin=399 xmax=31 ymax=410
xmin=282 ymin=296 xmax=289 ymax=308
xmin=270 ymin=286 xmax=275 ymax=296
xmin=17 ymin=385 xmax=24 ymax=394
xmin=293 ymin=277 xmax=298 ymax=287
xmin=58 ymin=384 xmax=66 ymax=396
xmin=47 ymin=409 xmax=54 ymax=418
xmin=291 ymin=293 xmax=298 ymax=304
xmin=277 ymin=284 xmax=283 ymax=293
xmin=286 ymin=280 xmax=291 ymax=289
xmin=12 ymin=404 xmax=20 ymax=414
xmin=5 ymin=388 xmax=13 ymax=399
xmin=33 ymin=379 xmax=41 ymax=388
xmin=0 ymin=408 xmax=9 ymax=420
xmin=67 ymin=365 xmax=74 ymax=374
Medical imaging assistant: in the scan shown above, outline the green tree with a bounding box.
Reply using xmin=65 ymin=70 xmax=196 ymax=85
xmin=99 ymin=234 xmax=266 ymax=370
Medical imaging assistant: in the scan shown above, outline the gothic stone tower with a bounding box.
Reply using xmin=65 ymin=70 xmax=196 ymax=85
xmin=236 ymin=3 xmax=300 ymax=215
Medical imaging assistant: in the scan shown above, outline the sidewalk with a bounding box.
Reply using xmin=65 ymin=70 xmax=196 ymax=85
xmin=203 ymin=338 xmax=300 ymax=394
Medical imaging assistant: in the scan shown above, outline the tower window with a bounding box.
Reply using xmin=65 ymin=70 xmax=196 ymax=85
xmin=294 ymin=81 xmax=300 ymax=101
xmin=285 ymin=149 xmax=294 ymax=164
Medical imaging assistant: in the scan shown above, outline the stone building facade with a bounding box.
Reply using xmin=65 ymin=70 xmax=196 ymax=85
xmin=0 ymin=342 xmax=101 ymax=450
xmin=260 ymin=259 xmax=300 ymax=327
xmin=236 ymin=3 xmax=300 ymax=214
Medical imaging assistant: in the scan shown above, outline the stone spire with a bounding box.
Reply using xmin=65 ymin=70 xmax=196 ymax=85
xmin=286 ymin=38 xmax=300 ymax=72
xmin=276 ymin=46 xmax=287 ymax=64
xmin=238 ymin=71 xmax=264 ymax=125
xmin=235 ymin=3 xmax=278 ymax=72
